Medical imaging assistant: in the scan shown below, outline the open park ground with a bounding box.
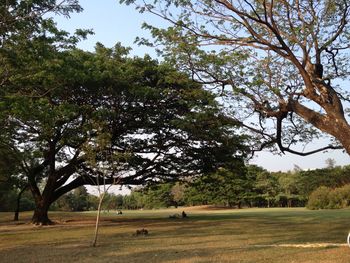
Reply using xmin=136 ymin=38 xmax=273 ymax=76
xmin=1 ymin=207 xmax=350 ymax=263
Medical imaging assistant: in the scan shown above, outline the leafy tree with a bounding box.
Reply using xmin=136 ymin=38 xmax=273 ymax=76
xmin=254 ymin=168 xmax=278 ymax=208
xmin=143 ymin=184 xmax=174 ymax=208
xmin=274 ymin=171 xmax=305 ymax=207
xmin=328 ymin=185 xmax=350 ymax=209
xmin=0 ymin=141 xmax=30 ymax=219
xmin=244 ymin=165 xmax=266 ymax=207
xmin=71 ymin=186 xmax=90 ymax=211
xmin=297 ymin=166 xmax=350 ymax=197
xmin=115 ymin=194 xmax=124 ymax=209
xmin=125 ymin=183 xmax=186 ymax=209
xmin=171 ymin=182 xmax=186 ymax=207
xmin=0 ymin=0 xmax=89 ymax=224
xmin=51 ymin=186 xmax=95 ymax=211
xmin=123 ymin=0 xmax=350 ymax=155
xmin=52 ymin=193 xmax=73 ymax=211
xmin=123 ymin=190 xmax=144 ymax=210
xmin=2 ymin=42 xmax=247 ymax=224
xmin=183 ymin=185 xmax=206 ymax=206
xmin=189 ymin=165 xmax=247 ymax=208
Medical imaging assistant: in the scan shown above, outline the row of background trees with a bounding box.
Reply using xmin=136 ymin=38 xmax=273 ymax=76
xmin=3 ymin=162 xmax=350 ymax=213
xmin=112 ymin=163 xmax=350 ymax=210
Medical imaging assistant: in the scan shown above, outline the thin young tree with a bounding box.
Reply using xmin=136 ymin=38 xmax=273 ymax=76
xmin=84 ymin=127 xmax=127 ymax=247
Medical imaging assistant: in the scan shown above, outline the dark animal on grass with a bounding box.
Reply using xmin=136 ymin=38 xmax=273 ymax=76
xmin=133 ymin=228 xmax=149 ymax=236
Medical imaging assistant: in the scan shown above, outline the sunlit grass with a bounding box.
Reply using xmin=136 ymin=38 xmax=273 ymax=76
xmin=1 ymin=207 xmax=350 ymax=262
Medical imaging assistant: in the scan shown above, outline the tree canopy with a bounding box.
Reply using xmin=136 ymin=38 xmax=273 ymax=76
xmin=1 ymin=40 xmax=247 ymax=224
xmin=122 ymin=0 xmax=350 ymax=156
xmin=0 ymin=1 xmax=86 ymax=87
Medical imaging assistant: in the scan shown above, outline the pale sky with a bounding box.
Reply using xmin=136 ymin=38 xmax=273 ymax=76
xmin=54 ymin=0 xmax=350 ymax=172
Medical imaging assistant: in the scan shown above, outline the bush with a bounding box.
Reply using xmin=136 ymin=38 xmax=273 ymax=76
xmin=328 ymin=185 xmax=350 ymax=209
xmin=306 ymin=186 xmax=331 ymax=210
xmin=307 ymin=184 xmax=350 ymax=210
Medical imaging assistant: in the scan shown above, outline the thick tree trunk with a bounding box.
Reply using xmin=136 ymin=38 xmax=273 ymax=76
xmin=31 ymin=204 xmax=53 ymax=225
xmin=292 ymin=99 xmax=350 ymax=155
xmin=334 ymin=125 xmax=350 ymax=156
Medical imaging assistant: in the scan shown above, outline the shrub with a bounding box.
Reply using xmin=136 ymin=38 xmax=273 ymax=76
xmin=328 ymin=185 xmax=350 ymax=209
xmin=306 ymin=186 xmax=331 ymax=210
xmin=307 ymin=184 xmax=350 ymax=210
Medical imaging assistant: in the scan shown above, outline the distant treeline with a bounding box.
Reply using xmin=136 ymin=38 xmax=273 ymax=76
xmin=2 ymin=164 xmax=350 ymax=212
xmin=120 ymin=164 xmax=350 ymax=209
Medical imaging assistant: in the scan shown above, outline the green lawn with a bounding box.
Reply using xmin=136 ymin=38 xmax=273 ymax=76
xmin=1 ymin=207 xmax=350 ymax=262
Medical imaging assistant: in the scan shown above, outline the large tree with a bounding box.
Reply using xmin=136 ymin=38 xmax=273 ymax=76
xmin=122 ymin=0 xmax=350 ymax=156
xmin=1 ymin=42 xmax=247 ymax=224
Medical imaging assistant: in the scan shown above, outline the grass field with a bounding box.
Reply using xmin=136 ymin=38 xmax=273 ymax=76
xmin=1 ymin=207 xmax=350 ymax=262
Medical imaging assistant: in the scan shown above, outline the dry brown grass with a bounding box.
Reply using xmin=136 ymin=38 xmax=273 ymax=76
xmin=1 ymin=207 xmax=350 ymax=262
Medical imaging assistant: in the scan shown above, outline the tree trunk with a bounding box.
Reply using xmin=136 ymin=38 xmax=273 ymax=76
xmin=14 ymin=211 xmax=19 ymax=222
xmin=292 ymin=100 xmax=350 ymax=155
xmin=92 ymin=197 xmax=104 ymax=247
xmin=14 ymin=185 xmax=28 ymax=221
xmin=31 ymin=203 xmax=53 ymax=225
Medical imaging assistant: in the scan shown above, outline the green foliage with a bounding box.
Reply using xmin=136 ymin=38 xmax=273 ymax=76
xmin=187 ymin=165 xmax=248 ymax=208
xmin=1 ymin=37 xmax=247 ymax=223
xmin=1 ymin=1 xmax=249 ymax=224
xmin=328 ymin=185 xmax=350 ymax=209
xmin=170 ymin=182 xmax=186 ymax=207
xmin=123 ymin=191 xmax=145 ymax=210
xmin=3 ymin=163 xmax=347 ymax=212
xmin=297 ymin=166 xmax=350 ymax=197
xmin=306 ymin=186 xmax=331 ymax=210
xmin=52 ymin=186 xmax=97 ymax=211
xmin=120 ymin=164 xmax=350 ymax=210
xmin=307 ymin=184 xmax=350 ymax=210
xmin=19 ymin=195 xmax=36 ymax=211
xmin=0 ymin=189 xmax=17 ymax=212
xmin=0 ymin=1 xmax=88 ymax=93
xmin=143 ymin=184 xmax=173 ymax=209
xmin=0 ymin=187 xmax=34 ymax=212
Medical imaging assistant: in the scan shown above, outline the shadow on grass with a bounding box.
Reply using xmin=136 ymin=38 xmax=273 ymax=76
xmin=0 ymin=239 xmax=269 ymax=263
xmin=2 ymin=237 xmax=341 ymax=263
